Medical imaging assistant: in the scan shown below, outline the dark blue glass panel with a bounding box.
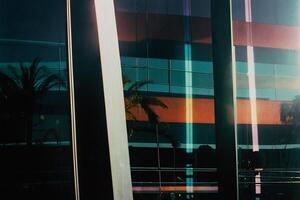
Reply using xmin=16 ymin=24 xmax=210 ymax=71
xmin=0 ymin=1 xmax=75 ymax=199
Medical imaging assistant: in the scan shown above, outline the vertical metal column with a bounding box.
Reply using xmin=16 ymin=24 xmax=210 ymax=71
xmin=94 ymin=0 xmax=133 ymax=200
xmin=66 ymin=0 xmax=80 ymax=199
xmin=67 ymin=0 xmax=133 ymax=199
xmin=211 ymin=0 xmax=239 ymax=200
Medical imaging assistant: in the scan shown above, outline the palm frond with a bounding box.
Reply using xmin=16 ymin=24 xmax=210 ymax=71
xmin=158 ymin=129 xmax=180 ymax=148
xmin=35 ymin=74 xmax=64 ymax=97
xmin=280 ymin=103 xmax=292 ymax=123
xmin=139 ymin=102 xmax=160 ymax=124
xmin=0 ymin=70 xmax=19 ymax=94
xmin=29 ymin=57 xmax=40 ymax=82
xmin=139 ymin=96 xmax=168 ymax=109
xmin=0 ymin=58 xmax=66 ymax=146
xmin=126 ymin=110 xmax=137 ymax=121
xmin=33 ymin=65 xmax=48 ymax=82
xmin=19 ymin=62 xmax=31 ymax=89
xmin=281 ymin=96 xmax=300 ymax=124
xmin=127 ymin=80 xmax=151 ymax=93
xmin=123 ymin=74 xmax=167 ymax=123
xmin=7 ymin=65 xmax=21 ymax=86
xmin=138 ymin=96 xmax=167 ymax=124
xmin=291 ymin=96 xmax=300 ymax=122
xmin=125 ymin=95 xmax=139 ymax=110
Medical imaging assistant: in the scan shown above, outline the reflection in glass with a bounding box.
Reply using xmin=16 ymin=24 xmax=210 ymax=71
xmin=233 ymin=0 xmax=300 ymax=199
xmin=0 ymin=1 xmax=75 ymax=199
xmin=115 ymin=0 xmax=217 ymax=199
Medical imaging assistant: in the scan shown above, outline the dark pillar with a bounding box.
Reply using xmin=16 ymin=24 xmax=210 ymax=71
xmin=211 ymin=0 xmax=239 ymax=199
xmin=68 ymin=0 xmax=114 ymax=199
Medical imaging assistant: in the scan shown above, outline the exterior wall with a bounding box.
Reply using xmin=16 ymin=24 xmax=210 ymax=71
xmin=1 ymin=0 xmax=300 ymax=200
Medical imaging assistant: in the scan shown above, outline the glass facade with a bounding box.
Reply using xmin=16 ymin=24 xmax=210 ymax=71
xmin=233 ymin=0 xmax=300 ymax=199
xmin=0 ymin=0 xmax=75 ymax=199
xmin=114 ymin=0 xmax=218 ymax=199
xmin=1 ymin=0 xmax=300 ymax=200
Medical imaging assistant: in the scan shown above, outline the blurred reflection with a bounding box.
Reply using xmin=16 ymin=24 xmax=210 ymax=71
xmin=114 ymin=0 xmax=218 ymax=199
xmin=233 ymin=0 xmax=300 ymax=199
xmin=280 ymin=95 xmax=300 ymax=167
xmin=0 ymin=58 xmax=63 ymax=145
xmin=0 ymin=0 xmax=75 ymax=199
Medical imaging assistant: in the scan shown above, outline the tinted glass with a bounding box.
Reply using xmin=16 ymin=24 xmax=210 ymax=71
xmin=0 ymin=1 xmax=75 ymax=199
xmin=114 ymin=0 xmax=218 ymax=199
xmin=233 ymin=0 xmax=300 ymax=199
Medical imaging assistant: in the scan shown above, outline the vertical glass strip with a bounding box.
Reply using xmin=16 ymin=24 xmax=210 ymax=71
xmin=233 ymin=0 xmax=300 ymax=199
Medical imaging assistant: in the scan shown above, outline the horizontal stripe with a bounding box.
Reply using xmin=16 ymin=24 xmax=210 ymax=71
xmin=129 ymin=97 xmax=284 ymax=124
xmin=116 ymin=12 xmax=300 ymax=51
xmin=119 ymin=41 xmax=300 ymax=66
xmin=115 ymin=0 xmax=300 ymax=27
xmin=10 ymin=141 xmax=296 ymax=149
xmin=128 ymin=123 xmax=298 ymax=145
xmin=132 ymin=186 xmax=218 ymax=193
xmin=129 ymin=143 xmax=300 ymax=150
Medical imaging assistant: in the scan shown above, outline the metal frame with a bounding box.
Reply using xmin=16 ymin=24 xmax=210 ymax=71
xmin=66 ymin=0 xmax=80 ymax=199
xmin=94 ymin=0 xmax=133 ymax=199
xmin=66 ymin=0 xmax=239 ymax=199
xmin=66 ymin=0 xmax=133 ymax=199
xmin=211 ymin=0 xmax=239 ymax=199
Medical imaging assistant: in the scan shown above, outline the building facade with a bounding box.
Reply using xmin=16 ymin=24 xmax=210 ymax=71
xmin=1 ymin=0 xmax=300 ymax=200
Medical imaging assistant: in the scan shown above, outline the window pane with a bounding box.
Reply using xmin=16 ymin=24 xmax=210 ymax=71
xmin=115 ymin=0 xmax=217 ymax=199
xmin=148 ymin=68 xmax=169 ymax=85
xmin=233 ymin=0 xmax=300 ymax=199
xmin=0 ymin=1 xmax=75 ymax=199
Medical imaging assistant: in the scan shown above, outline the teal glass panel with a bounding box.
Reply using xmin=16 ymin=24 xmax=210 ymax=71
xmin=0 ymin=0 xmax=75 ymax=199
xmin=148 ymin=69 xmax=169 ymax=85
xmin=115 ymin=0 xmax=217 ymax=199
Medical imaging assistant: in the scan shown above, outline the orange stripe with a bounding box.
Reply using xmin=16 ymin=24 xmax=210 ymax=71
xmin=129 ymin=97 xmax=283 ymax=125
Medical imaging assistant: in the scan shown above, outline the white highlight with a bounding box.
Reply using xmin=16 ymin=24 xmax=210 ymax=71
xmin=94 ymin=0 xmax=133 ymax=199
xmin=245 ymin=0 xmax=259 ymax=152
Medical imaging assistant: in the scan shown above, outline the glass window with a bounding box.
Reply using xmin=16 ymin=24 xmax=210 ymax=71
xmin=171 ymin=70 xmax=188 ymax=87
xmin=0 ymin=1 xmax=75 ymax=199
xmin=192 ymin=73 xmax=213 ymax=89
xmin=115 ymin=0 xmax=217 ymax=199
xmin=255 ymin=63 xmax=274 ymax=76
xmin=233 ymin=1 xmax=300 ymax=199
xmin=148 ymin=68 xmax=169 ymax=85
xmin=148 ymin=58 xmax=169 ymax=69
xmin=191 ymin=60 xmax=213 ymax=73
xmin=236 ymin=61 xmax=248 ymax=74
xmin=252 ymin=0 xmax=300 ymax=26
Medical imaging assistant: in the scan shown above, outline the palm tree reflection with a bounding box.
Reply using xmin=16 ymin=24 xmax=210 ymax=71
xmin=280 ymin=95 xmax=300 ymax=167
xmin=123 ymin=76 xmax=180 ymax=147
xmin=0 ymin=58 xmax=64 ymax=146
